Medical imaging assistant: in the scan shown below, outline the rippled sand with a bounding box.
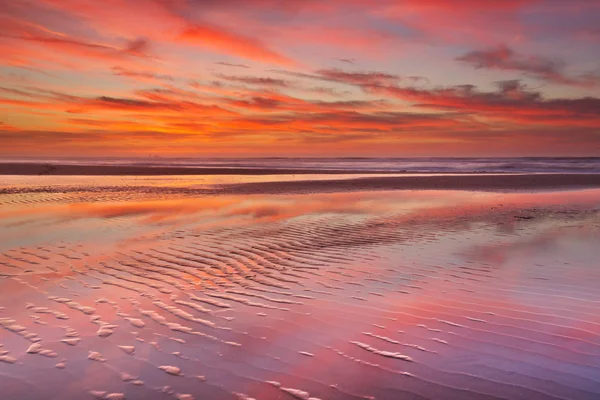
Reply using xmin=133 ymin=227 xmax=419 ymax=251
xmin=1 ymin=176 xmax=599 ymax=400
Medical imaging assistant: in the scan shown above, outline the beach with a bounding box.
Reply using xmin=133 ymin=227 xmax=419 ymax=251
xmin=3 ymin=0 xmax=599 ymax=398
xmin=1 ymin=172 xmax=600 ymax=400
xmin=2 ymin=163 xmax=600 ymax=194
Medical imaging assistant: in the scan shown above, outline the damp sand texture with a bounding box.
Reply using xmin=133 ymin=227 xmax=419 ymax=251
xmin=1 ymin=174 xmax=600 ymax=400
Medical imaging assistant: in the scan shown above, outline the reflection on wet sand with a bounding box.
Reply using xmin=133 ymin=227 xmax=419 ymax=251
xmin=0 ymin=179 xmax=599 ymax=400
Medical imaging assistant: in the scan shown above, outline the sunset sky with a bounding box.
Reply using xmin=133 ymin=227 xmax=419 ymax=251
xmin=1 ymin=0 xmax=599 ymax=157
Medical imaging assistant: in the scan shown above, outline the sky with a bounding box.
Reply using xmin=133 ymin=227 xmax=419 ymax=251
xmin=0 ymin=0 xmax=599 ymax=158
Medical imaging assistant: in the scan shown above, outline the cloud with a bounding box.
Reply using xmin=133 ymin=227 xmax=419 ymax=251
xmin=215 ymin=61 xmax=251 ymax=69
xmin=2 ymin=0 xmax=296 ymax=67
xmin=179 ymin=24 xmax=295 ymax=66
xmin=276 ymin=68 xmax=401 ymax=86
xmin=272 ymin=69 xmax=412 ymax=99
xmin=94 ymin=96 xmax=163 ymax=109
xmin=309 ymin=72 xmax=600 ymax=126
xmin=215 ymin=74 xmax=292 ymax=88
xmin=457 ymin=45 xmax=600 ymax=87
xmin=0 ymin=121 xmax=18 ymax=131
xmin=124 ymin=38 xmax=150 ymax=56
xmin=229 ymin=110 xmax=467 ymax=135
xmin=224 ymin=90 xmax=388 ymax=113
xmin=112 ymin=67 xmax=173 ymax=82
xmin=0 ymin=85 xmax=235 ymax=117
xmin=0 ymin=32 xmax=153 ymax=67
xmin=316 ymin=69 xmax=401 ymax=86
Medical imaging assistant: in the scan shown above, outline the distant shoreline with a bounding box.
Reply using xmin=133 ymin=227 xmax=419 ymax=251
xmin=0 ymin=162 xmax=502 ymax=176
xmin=1 ymin=162 xmax=600 ymax=177
xmin=2 ymin=163 xmax=600 ymax=194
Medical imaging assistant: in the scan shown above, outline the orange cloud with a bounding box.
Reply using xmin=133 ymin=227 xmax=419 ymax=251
xmin=179 ymin=24 xmax=295 ymax=66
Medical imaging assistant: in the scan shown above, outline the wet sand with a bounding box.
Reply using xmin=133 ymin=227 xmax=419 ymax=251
xmin=220 ymin=173 xmax=600 ymax=194
xmin=1 ymin=175 xmax=600 ymax=400
xmin=1 ymin=171 xmax=600 ymax=197
xmin=0 ymin=163 xmax=397 ymax=176
xmin=2 ymin=162 xmax=600 ymax=191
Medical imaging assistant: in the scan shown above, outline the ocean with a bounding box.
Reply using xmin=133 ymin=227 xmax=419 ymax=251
xmin=4 ymin=157 xmax=600 ymax=174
